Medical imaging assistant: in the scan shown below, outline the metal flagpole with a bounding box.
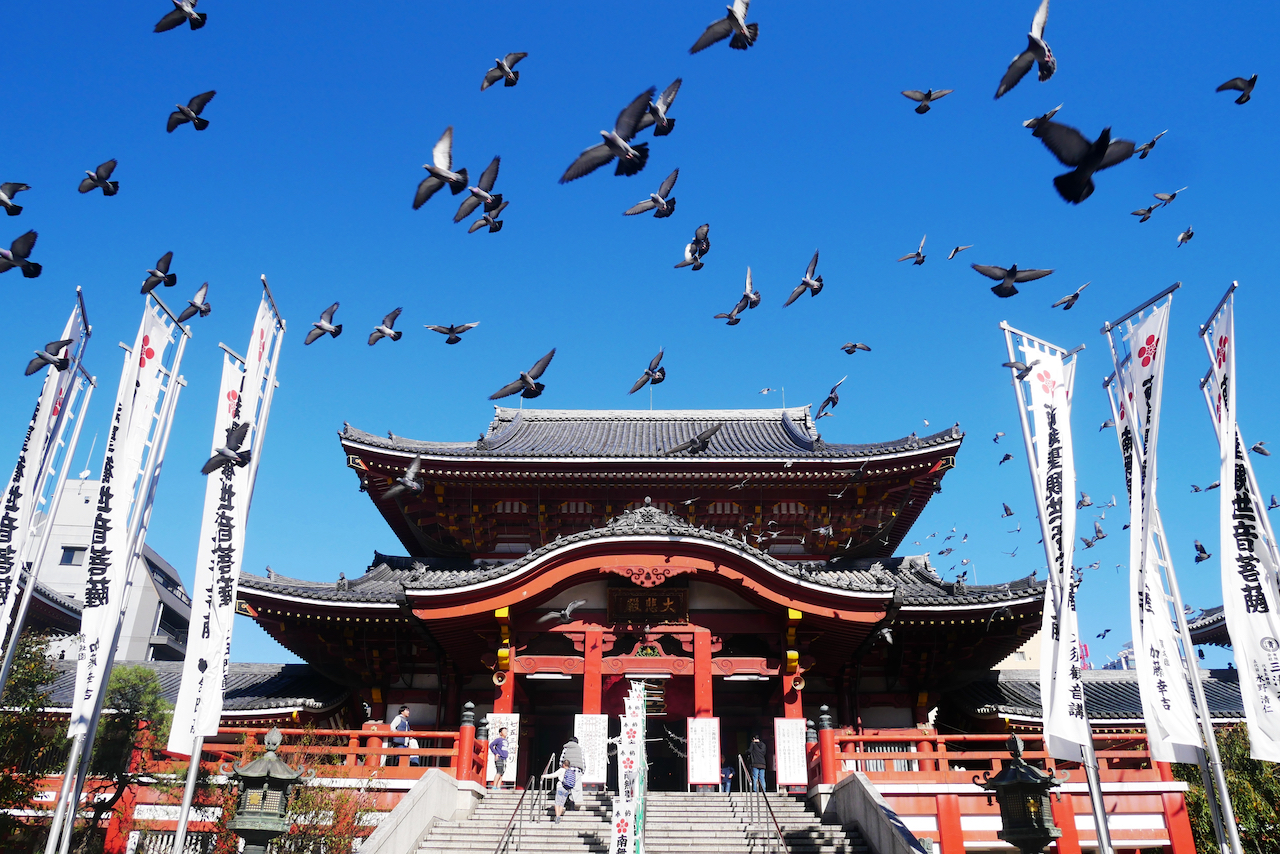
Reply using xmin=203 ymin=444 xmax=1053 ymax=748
xmin=169 ymin=735 xmax=204 ymax=854
xmin=999 ymin=322 xmax=1113 ymax=854
xmin=0 ymin=371 xmax=94 ymax=691
xmin=50 ymin=315 xmax=189 ymax=854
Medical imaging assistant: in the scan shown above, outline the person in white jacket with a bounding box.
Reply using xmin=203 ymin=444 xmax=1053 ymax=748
xmin=542 ymin=759 xmax=579 ymax=823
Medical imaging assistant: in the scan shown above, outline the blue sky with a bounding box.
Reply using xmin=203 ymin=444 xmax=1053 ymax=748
xmin=1 ymin=1 xmax=1276 ymax=668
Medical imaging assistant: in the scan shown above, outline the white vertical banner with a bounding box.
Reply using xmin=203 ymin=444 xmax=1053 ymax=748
xmin=0 ymin=298 xmax=90 ymax=651
xmin=686 ymin=717 xmax=721 ymax=786
xmin=1105 ymin=303 xmax=1202 ymax=763
xmin=69 ymin=302 xmax=178 ymax=737
xmin=575 ymin=713 xmax=609 ymax=785
xmin=168 ymin=291 xmax=284 ymax=755
xmin=1201 ymin=290 xmax=1280 ymax=761
xmin=614 ymin=713 xmax=643 ymax=854
xmin=773 ymin=717 xmax=807 ymax=787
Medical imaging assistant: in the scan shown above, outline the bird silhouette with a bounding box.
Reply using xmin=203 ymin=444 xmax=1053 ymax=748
xmin=414 ymin=127 xmax=469 ymax=208
xmin=425 ymin=323 xmax=480 ymax=345
xmin=1250 ymin=441 xmax=1270 ymax=456
xmin=481 ymin=52 xmax=527 ymax=90
xmin=490 ymin=349 xmax=557 ymax=400
xmin=305 ymin=303 xmax=342 ymax=345
xmin=384 ymin=456 xmax=424 ymax=501
xmin=1034 ymin=121 xmax=1135 ymax=203
xmin=177 ymin=282 xmax=211 ymax=322
xmin=690 ymin=0 xmax=758 ymax=53
xmin=1216 ymin=74 xmax=1257 ymax=104
xmin=561 ymin=88 xmax=655 ymax=183
xmin=629 ymin=348 xmax=666 ymax=394
xmin=995 ymin=0 xmax=1055 ymax=99
xmin=664 ymin=423 xmax=724 ymax=456
xmin=1194 ymin=540 xmax=1212 ymax=563
xmin=201 ymin=422 xmax=251 ymax=475
xmin=538 ymin=599 xmax=589 ymax=624
xmin=816 ymin=376 xmax=846 ymax=418
xmin=25 ymin=339 xmax=73 ymax=376
xmin=999 ymin=454 xmax=1013 ymax=465
xmin=1001 ymin=503 xmax=1015 ymax=518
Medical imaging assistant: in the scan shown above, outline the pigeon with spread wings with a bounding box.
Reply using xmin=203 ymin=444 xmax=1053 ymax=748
xmin=201 ymin=422 xmax=252 ymax=475
xmin=625 ymin=168 xmax=678 ymax=218
xmin=629 ymin=349 xmax=666 ymax=394
xmin=1217 ymin=74 xmax=1257 ymax=104
xmin=425 ymin=322 xmax=479 ymax=345
xmin=636 ymin=78 xmax=682 ymax=136
xmin=369 ymin=308 xmax=403 ymax=346
xmin=79 ymin=159 xmax=119 ymax=196
xmin=155 ymin=0 xmax=206 ymax=32
xmin=25 ymin=339 xmax=73 ymax=376
xmin=995 ymin=0 xmax=1055 ymax=99
xmin=177 ymin=282 xmax=211 ymax=322
xmin=898 ymin=235 xmax=927 ymax=265
xmin=468 ymin=200 xmax=508 ymax=234
xmin=816 ymin=376 xmax=846 ymax=418
xmin=675 ymin=223 xmax=711 ymax=270
xmin=538 ymin=599 xmax=588 ymax=624
xmin=0 ymin=230 xmax=42 ymax=278
xmin=383 ymin=456 xmax=424 ymax=500
xmin=1035 ymin=120 xmax=1135 ymax=203
xmin=454 ymin=157 xmax=502 ymax=223
xmin=784 ymin=250 xmax=824 ymax=306
xmin=482 ymin=53 xmax=527 ymax=90
xmin=1051 ymin=281 xmax=1089 ymax=310
xmin=414 ymin=127 xmax=469 ymax=209
xmin=560 ymin=88 xmax=655 ymax=183
xmin=902 ymin=88 xmax=953 ymax=114
xmin=972 ymin=263 xmax=1053 ymax=298
xmin=690 ymin=0 xmax=758 ymax=54
xmin=306 ymin=303 xmax=342 ymax=345
xmin=490 ymin=349 xmax=556 ymax=400
xmin=141 ymin=251 xmax=177 ymax=294
xmin=0 ymin=182 xmax=30 ymax=216
xmin=1135 ymin=130 xmax=1167 ymax=159
xmin=665 ymin=423 xmax=724 ymax=455
xmin=167 ymin=90 xmax=216 ymax=132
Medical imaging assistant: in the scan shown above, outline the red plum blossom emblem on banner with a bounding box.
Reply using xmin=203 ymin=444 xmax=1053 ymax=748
xmin=225 ymin=389 xmax=239 ymax=415
xmin=1036 ymin=370 xmax=1056 ymax=396
xmin=616 ymin=819 xmax=630 ymax=835
xmin=1216 ymin=334 xmax=1229 ymax=369
xmin=1138 ymin=334 xmax=1160 ymax=368
xmin=138 ymin=334 xmax=156 ymax=368
xmin=622 ymin=756 xmax=635 ymax=771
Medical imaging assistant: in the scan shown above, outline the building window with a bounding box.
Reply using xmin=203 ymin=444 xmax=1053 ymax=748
xmin=1014 ymin=650 xmax=1028 ymax=661
xmin=494 ymin=501 xmax=527 ymax=515
xmin=59 ymin=547 xmax=86 ymax=566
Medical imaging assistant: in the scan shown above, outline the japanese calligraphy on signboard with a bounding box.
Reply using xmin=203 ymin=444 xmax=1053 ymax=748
xmin=686 ymin=717 xmax=720 ymax=786
xmin=607 ymin=587 xmax=688 ymax=624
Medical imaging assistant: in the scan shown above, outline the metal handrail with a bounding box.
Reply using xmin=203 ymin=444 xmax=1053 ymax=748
xmin=738 ymin=753 xmax=788 ymax=854
xmin=493 ymin=754 xmax=556 ymax=854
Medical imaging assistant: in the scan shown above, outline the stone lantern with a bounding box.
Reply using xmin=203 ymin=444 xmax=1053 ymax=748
xmin=973 ymin=734 xmax=1068 ymax=854
xmin=224 ymin=727 xmax=314 ymax=854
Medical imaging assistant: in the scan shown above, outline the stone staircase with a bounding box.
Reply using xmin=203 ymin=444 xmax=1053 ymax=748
xmin=416 ymin=789 xmax=870 ymax=854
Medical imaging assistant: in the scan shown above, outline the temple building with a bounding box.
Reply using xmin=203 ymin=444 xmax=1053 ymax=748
xmin=238 ymin=407 xmax=1047 ymax=784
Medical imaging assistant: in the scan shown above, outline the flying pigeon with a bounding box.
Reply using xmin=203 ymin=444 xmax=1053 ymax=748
xmin=414 ymin=127 xmax=469 ymax=208
xmin=1135 ymin=130 xmax=1167 ymax=159
xmin=78 ymin=160 xmax=119 ymax=196
xmin=368 ymin=308 xmax=403 ymax=346
xmin=141 ymin=251 xmax=177 ymax=294
xmin=675 ymin=223 xmax=711 ymax=270
xmin=995 ymin=0 xmax=1055 ymax=99
xmin=154 ymin=0 xmax=206 ymax=31
xmin=201 ymin=422 xmax=252 ymax=475
xmin=637 ymin=78 xmax=682 ymax=136
xmin=1023 ymin=103 xmax=1063 ymax=130
xmin=1001 ymin=503 xmax=1015 ymax=518
xmin=1252 ymin=441 xmax=1271 ymax=456
xmin=25 ymin=339 xmax=73 ymax=376
xmin=897 ymin=235 xmax=927 ymax=265
xmin=1217 ymin=74 xmax=1258 ymax=104
xmin=1268 ymin=495 xmax=1278 ymax=510
xmin=1096 ymin=629 xmax=1111 ymax=639
xmin=454 ymin=157 xmax=502 ymax=223
xmin=481 ymin=53 xmax=527 ymax=90
xmin=840 ymin=342 xmax=871 ymax=354
xmin=624 ymin=168 xmax=678 ymax=218
xmin=994 ymin=432 xmax=1005 ymax=442
xmin=425 ymin=322 xmax=479 ymax=345
xmin=901 ymin=89 xmax=953 ymax=114
xmin=1093 ymin=520 xmax=1107 ymax=540
xmin=629 ymin=348 xmax=666 ymax=394
xmin=784 ymin=250 xmax=824 ymax=306
xmin=167 ymin=90 xmax=216 ymax=132
xmin=1099 ymin=418 xmax=1114 ymax=431
xmin=714 ymin=299 xmax=746 ymax=326
xmin=689 ymin=0 xmax=758 ymax=54
xmin=1077 ymin=492 xmax=1092 ymax=509
xmin=664 ymin=423 xmax=724 ymax=455
xmin=1002 ymin=359 xmax=1040 ymax=380
xmin=816 ymin=376 xmax=846 ymax=418
xmin=974 ymin=263 xmax=1054 ymax=298
xmin=0 ymin=182 xmax=30 ymax=216
xmin=1194 ymin=540 xmax=1212 ymax=563
xmin=383 ymin=455 xmax=424 ymax=500
xmin=1051 ymin=281 xmax=1090 ymax=310
xmin=537 ymin=599 xmax=589 ymax=625
xmin=948 ymin=245 xmax=973 ymax=260
xmin=1154 ymin=187 xmax=1187 ymax=206
xmin=1132 ymin=204 xmax=1159 ymax=223
xmin=0 ymin=230 xmax=42 ymax=278
xmin=1034 ymin=121 xmax=1136 ymax=203
xmin=490 ymin=349 xmax=556 ymax=400
xmin=560 ymin=88 xmax=655 ymax=183
xmin=177 ymin=282 xmax=211 ymax=322
xmin=1177 ymin=225 xmax=1194 ymax=247
xmin=999 ymin=454 xmax=1013 ymax=465
xmin=740 ymin=265 xmax=761 ymax=308
xmin=305 ymin=302 xmax=342 ymax=344
xmin=469 ymin=200 xmax=508 ymax=234
xmin=1191 ymin=482 xmax=1219 ymax=493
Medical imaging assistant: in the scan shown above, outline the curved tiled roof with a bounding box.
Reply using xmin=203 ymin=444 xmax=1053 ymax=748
xmin=42 ymin=660 xmax=348 ymax=714
xmin=240 ymin=502 xmax=1043 ymax=609
xmin=342 ymin=406 xmax=963 ymax=461
xmin=1187 ymin=605 xmax=1230 ymax=647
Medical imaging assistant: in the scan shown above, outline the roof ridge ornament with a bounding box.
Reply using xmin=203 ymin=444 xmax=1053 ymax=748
xmin=606 ymin=496 xmax=692 ymax=533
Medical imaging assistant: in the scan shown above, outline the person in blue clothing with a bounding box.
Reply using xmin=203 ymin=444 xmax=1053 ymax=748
xmin=720 ymin=754 xmax=734 ymax=793
xmin=390 ymin=706 xmax=411 ymax=767
xmin=489 ymin=726 xmax=510 ymax=789
xmin=542 ymin=758 xmax=578 ymax=823
xmin=748 ymin=734 xmax=767 ymax=791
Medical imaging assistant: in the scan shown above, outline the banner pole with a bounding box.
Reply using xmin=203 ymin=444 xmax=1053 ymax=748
xmin=42 ymin=734 xmax=84 ymax=854
xmin=0 ymin=377 xmax=94 ymax=692
xmin=169 ymin=735 xmax=205 ymax=854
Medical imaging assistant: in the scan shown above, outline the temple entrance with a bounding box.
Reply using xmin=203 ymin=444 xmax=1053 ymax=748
xmin=714 ymin=674 xmax=781 ymax=772
xmin=516 ymin=674 xmax=582 ymax=780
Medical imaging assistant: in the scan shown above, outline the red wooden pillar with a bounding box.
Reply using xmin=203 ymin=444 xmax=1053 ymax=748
xmin=935 ymin=793 xmax=964 ymax=854
xmin=817 ymin=707 xmax=838 ymax=785
xmin=456 ymin=701 xmax=477 ymax=781
xmin=583 ymin=628 xmax=603 ymax=714
xmin=494 ymin=670 xmax=515 ymax=714
xmin=1161 ymin=792 xmax=1197 ymax=854
xmin=1050 ymin=793 xmax=1082 ymax=854
xmin=102 ymin=785 xmax=137 ymax=854
xmin=694 ymin=628 xmax=713 ymax=718
xmin=784 ymin=677 xmax=803 ymax=718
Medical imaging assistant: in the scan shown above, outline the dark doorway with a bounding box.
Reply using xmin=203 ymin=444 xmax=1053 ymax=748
xmin=714 ymin=676 xmax=779 ymax=774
